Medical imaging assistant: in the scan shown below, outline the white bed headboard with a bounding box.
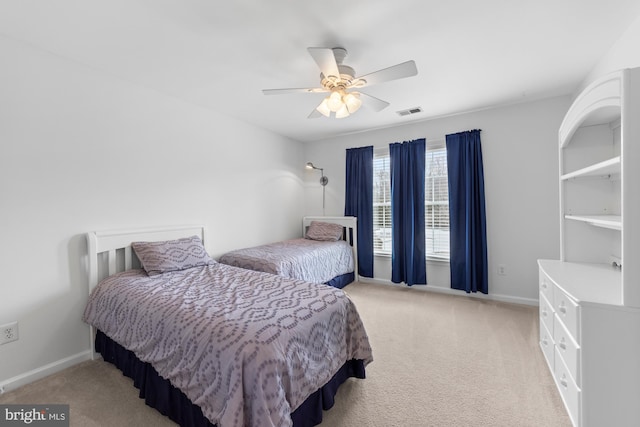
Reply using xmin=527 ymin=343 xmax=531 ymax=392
xmin=302 ymin=216 xmax=358 ymax=281
xmin=85 ymin=224 xmax=205 ymax=359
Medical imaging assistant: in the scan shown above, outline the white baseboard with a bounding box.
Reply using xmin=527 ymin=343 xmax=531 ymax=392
xmin=0 ymin=351 xmax=92 ymax=395
xmin=357 ymin=277 xmax=538 ymax=306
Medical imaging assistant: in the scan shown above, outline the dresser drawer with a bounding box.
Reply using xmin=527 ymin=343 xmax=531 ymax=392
xmin=539 ymin=319 xmax=554 ymax=371
xmin=553 ymin=286 xmax=580 ymax=343
xmin=539 ymin=270 xmax=554 ymax=306
xmin=553 ymin=315 xmax=580 ymax=386
xmin=554 ymin=347 xmax=581 ymax=427
xmin=539 ymin=292 xmax=554 ymax=337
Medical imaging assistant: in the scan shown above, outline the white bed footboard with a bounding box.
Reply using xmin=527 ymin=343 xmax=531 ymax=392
xmin=303 ymin=216 xmax=358 ymax=281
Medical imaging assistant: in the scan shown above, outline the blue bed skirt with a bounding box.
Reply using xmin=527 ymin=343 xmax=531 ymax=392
xmin=95 ymin=330 xmax=365 ymax=427
xmin=326 ymin=271 xmax=354 ymax=289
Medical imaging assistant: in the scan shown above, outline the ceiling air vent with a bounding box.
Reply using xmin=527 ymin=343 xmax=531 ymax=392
xmin=396 ymin=107 xmax=423 ymax=116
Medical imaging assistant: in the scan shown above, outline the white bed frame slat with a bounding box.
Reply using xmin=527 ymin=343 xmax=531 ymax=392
xmin=108 ymin=250 xmax=117 ymax=276
xmin=124 ymin=246 xmax=132 ymax=270
xmin=302 ymin=216 xmax=359 ymax=281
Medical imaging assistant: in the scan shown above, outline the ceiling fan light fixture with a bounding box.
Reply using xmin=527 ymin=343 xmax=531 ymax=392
xmin=335 ymin=103 xmax=350 ymax=119
xmin=327 ymin=91 xmax=343 ymax=112
xmin=316 ymin=99 xmax=331 ymax=117
xmin=343 ymin=92 xmax=362 ymax=113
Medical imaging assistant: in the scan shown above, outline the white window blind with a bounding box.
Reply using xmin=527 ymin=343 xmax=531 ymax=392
xmin=373 ymin=152 xmax=392 ymax=254
xmin=372 ymin=142 xmax=450 ymax=260
xmin=425 ymin=142 xmax=450 ymax=259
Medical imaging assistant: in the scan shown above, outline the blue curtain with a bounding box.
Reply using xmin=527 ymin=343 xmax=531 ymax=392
xmin=389 ymin=139 xmax=427 ymax=286
xmin=446 ymin=130 xmax=488 ymax=294
xmin=345 ymin=146 xmax=374 ymax=278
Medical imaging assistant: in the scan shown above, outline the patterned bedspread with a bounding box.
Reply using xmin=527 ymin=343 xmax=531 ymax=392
xmin=83 ymin=262 xmax=372 ymax=427
xmin=218 ymin=238 xmax=354 ymax=284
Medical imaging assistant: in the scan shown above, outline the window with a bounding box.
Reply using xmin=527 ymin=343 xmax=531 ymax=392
xmin=373 ymin=142 xmax=450 ymax=260
xmin=373 ymin=154 xmax=392 ymax=254
xmin=424 ymin=141 xmax=449 ymax=259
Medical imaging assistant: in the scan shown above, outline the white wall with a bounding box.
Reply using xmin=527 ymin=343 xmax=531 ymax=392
xmin=303 ymin=96 xmax=571 ymax=304
xmin=581 ymin=13 xmax=640 ymax=88
xmin=0 ymin=36 xmax=305 ymax=389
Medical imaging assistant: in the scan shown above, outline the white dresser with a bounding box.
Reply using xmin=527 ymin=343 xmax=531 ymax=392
xmin=539 ymin=67 xmax=640 ymax=427
xmin=538 ymin=260 xmax=640 ymax=426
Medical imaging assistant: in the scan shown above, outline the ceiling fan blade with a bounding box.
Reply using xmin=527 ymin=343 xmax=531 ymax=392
xmin=308 ymin=108 xmax=323 ymax=119
xmin=307 ymin=47 xmax=340 ymax=79
xmin=354 ymin=60 xmax=418 ymax=87
xmin=360 ymin=92 xmax=390 ymax=112
xmin=262 ymin=87 xmax=327 ymax=95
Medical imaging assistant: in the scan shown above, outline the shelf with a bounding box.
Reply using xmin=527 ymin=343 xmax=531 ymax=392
xmin=561 ymin=156 xmax=620 ymax=180
xmin=564 ymin=214 xmax=621 ymax=230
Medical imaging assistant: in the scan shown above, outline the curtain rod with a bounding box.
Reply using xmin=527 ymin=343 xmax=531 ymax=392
xmin=373 ymin=130 xmax=482 ymax=153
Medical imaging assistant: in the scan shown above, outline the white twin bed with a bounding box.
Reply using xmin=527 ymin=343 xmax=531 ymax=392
xmin=83 ymin=217 xmax=370 ymax=427
xmin=218 ymin=216 xmax=359 ymax=288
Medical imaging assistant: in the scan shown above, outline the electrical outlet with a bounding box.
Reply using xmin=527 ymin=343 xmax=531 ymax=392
xmin=0 ymin=322 xmax=18 ymax=345
xmin=497 ymin=264 xmax=507 ymax=276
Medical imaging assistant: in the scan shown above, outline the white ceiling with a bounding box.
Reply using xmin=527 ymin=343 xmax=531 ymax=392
xmin=2 ymin=1 xmax=639 ymax=142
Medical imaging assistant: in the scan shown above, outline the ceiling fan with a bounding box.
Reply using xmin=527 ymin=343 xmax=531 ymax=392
xmin=262 ymin=47 xmax=418 ymax=119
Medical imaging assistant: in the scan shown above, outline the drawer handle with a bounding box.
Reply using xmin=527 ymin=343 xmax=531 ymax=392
xmin=542 ymin=338 xmax=548 ymax=346
xmin=560 ymin=374 xmax=568 ymax=389
xmin=542 ymin=309 xmax=547 ymax=318
xmin=558 ymin=302 xmax=567 ymax=314
xmin=559 ymin=337 xmax=566 ymax=351
xmin=542 ymin=282 xmax=548 ymax=290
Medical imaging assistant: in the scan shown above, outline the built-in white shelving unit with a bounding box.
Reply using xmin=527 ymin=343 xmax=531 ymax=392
xmin=539 ymin=68 xmax=640 ymax=427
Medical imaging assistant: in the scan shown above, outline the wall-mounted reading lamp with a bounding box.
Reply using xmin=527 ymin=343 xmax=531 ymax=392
xmin=306 ymin=162 xmax=328 ymax=185
xmin=306 ymin=162 xmax=328 ymax=214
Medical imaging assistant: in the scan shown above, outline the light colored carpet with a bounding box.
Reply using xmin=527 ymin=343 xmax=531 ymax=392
xmin=0 ymin=281 xmax=572 ymax=426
